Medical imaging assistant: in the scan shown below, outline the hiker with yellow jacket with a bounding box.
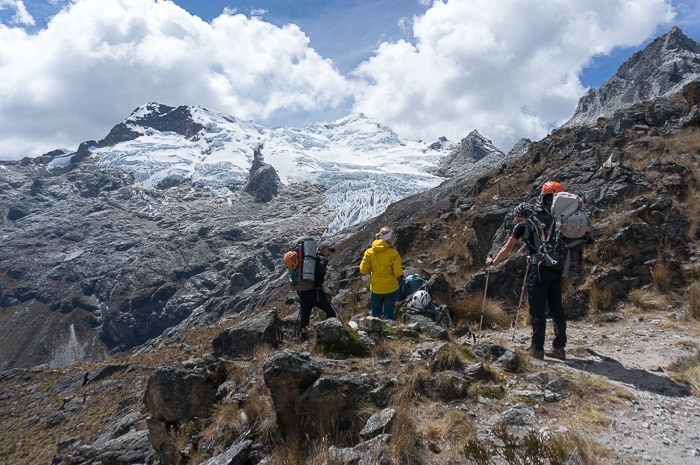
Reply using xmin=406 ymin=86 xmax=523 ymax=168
xmin=359 ymin=226 xmax=403 ymax=320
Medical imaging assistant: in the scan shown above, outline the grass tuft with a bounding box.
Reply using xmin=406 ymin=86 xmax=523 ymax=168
xmin=450 ymin=294 xmax=510 ymax=330
xmin=589 ymin=285 xmax=614 ymax=313
xmin=650 ymin=259 xmax=673 ymax=294
xmin=669 ymin=351 xmax=700 ymax=396
xmin=687 ymin=281 xmax=700 ymax=320
xmin=629 ymin=288 xmax=667 ymax=311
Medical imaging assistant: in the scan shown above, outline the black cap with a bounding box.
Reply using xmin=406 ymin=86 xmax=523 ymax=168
xmin=319 ymin=243 xmax=335 ymax=252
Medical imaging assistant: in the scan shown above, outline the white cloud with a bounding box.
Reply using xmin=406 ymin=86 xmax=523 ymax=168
xmin=0 ymin=0 xmax=34 ymax=26
xmin=0 ymin=0 xmax=349 ymax=158
xmin=0 ymin=0 xmax=683 ymax=159
xmin=350 ymin=0 xmax=676 ymax=151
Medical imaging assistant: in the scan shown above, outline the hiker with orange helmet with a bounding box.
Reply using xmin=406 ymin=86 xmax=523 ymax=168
xmin=487 ymin=191 xmax=568 ymax=361
xmin=536 ymin=180 xmax=565 ymax=228
xmin=541 ymin=180 xmax=564 ymax=194
xmin=537 ymin=180 xmax=592 ymax=276
xmin=296 ymin=243 xmax=337 ymax=339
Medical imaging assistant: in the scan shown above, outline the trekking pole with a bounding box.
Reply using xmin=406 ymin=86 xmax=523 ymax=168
xmin=477 ymin=254 xmax=492 ymax=343
xmin=334 ymin=305 xmax=345 ymax=326
xmin=511 ymin=260 xmax=529 ymax=341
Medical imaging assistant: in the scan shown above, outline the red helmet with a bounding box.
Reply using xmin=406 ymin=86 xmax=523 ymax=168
xmin=541 ymin=181 xmax=564 ymax=194
xmin=283 ymin=251 xmax=299 ymax=269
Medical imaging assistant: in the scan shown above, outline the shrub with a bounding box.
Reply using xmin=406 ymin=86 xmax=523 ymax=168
xmin=589 ymin=285 xmax=614 ymax=313
xmin=463 ymin=422 xmax=611 ymax=465
xmin=650 ymin=259 xmax=672 ymax=294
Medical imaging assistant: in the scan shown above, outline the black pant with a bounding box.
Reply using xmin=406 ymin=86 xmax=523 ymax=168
xmin=527 ymin=265 xmax=566 ymax=350
xmin=298 ymin=289 xmax=337 ymax=332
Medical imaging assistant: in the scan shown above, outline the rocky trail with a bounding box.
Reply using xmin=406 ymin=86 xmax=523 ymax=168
xmin=483 ymin=308 xmax=700 ymax=464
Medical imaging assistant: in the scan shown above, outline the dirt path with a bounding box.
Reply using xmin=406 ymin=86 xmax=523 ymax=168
xmin=492 ymin=308 xmax=700 ymax=464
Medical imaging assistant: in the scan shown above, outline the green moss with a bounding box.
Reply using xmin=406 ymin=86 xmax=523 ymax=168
xmin=481 ymin=387 xmax=505 ymax=399
xmin=315 ymin=326 xmax=368 ymax=357
xmin=516 ymin=395 xmax=536 ymax=406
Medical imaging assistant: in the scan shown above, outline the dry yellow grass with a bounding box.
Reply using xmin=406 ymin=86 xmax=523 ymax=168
xmin=263 ymin=435 xmax=310 ymax=465
xmin=683 ymin=187 xmax=700 ymax=242
xmin=650 ymin=259 xmax=673 ymax=294
xmin=546 ymin=431 xmax=616 ymax=465
xmin=625 ymin=127 xmax=700 ymax=170
xmin=687 ymin=281 xmax=700 ymax=320
xmin=629 ymin=288 xmax=668 ymax=311
xmin=202 ymin=402 xmax=244 ymax=446
xmin=390 ymin=401 xmax=421 ymax=464
xmin=422 ymin=405 xmax=476 ymax=445
xmin=0 ymin=363 xmax=154 ymax=464
xmin=393 ymin=364 xmax=431 ymax=402
xmin=547 ymin=371 xmax=636 ymax=436
xmin=451 ymin=294 xmax=510 ymax=330
xmin=589 ymin=284 xmax=614 ymax=313
xmin=369 ymin=335 xmax=413 ymax=360
xmin=669 ymin=351 xmax=700 ymax=396
xmin=429 ymin=342 xmax=470 ymax=372
xmin=564 ymin=373 xmax=634 ymax=424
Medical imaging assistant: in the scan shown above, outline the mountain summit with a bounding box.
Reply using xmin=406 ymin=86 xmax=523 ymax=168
xmin=81 ymin=103 xmax=454 ymax=234
xmin=565 ymin=26 xmax=700 ymax=127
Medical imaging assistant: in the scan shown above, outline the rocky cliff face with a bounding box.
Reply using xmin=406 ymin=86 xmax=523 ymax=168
xmin=434 ymin=130 xmax=515 ymax=178
xmin=0 ymin=154 xmax=333 ymax=369
xmin=565 ymin=27 xmax=700 ymax=127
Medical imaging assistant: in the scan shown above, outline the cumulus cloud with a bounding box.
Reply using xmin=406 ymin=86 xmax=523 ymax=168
xmin=0 ymin=0 xmax=682 ymax=159
xmin=0 ymin=0 xmax=34 ymax=26
xmin=351 ymin=0 xmax=675 ymax=151
xmin=0 ymin=0 xmax=349 ymax=158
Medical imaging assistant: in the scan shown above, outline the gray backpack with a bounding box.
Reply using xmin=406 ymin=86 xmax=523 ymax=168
xmin=550 ymin=192 xmax=591 ymax=239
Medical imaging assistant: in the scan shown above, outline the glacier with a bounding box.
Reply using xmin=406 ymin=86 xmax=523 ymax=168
xmin=89 ymin=104 xmax=452 ymax=234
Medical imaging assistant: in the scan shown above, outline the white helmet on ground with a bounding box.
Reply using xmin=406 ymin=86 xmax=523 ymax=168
xmin=411 ymin=290 xmax=431 ymax=310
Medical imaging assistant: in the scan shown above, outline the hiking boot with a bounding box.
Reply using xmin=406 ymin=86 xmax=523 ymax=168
xmin=526 ymin=348 xmax=544 ymax=360
xmin=546 ymin=347 xmax=566 ymax=360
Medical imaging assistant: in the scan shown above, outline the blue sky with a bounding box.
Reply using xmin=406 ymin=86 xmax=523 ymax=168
xmin=0 ymin=0 xmax=698 ymax=159
xmin=170 ymin=0 xmax=431 ymax=74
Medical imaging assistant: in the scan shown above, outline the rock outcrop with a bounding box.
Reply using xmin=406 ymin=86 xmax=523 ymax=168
xmin=0 ymin=153 xmax=333 ymax=369
xmin=243 ymin=144 xmax=280 ymax=202
xmin=565 ymin=27 xmax=700 ymax=127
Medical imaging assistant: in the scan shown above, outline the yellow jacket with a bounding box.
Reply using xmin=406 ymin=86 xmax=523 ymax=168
xmin=359 ymin=240 xmax=402 ymax=294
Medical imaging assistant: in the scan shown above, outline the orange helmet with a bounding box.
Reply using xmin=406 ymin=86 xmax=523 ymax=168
xmin=541 ymin=181 xmax=564 ymax=194
xmin=283 ymin=251 xmax=299 ymax=269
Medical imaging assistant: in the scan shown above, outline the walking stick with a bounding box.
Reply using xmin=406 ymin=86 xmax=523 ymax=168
xmin=511 ymin=260 xmax=529 ymax=341
xmin=477 ymin=254 xmax=492 ymax=342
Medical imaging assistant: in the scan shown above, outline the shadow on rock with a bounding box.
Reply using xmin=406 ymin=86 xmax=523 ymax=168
xmin=565 ymin=349 xmax=691 ymax=397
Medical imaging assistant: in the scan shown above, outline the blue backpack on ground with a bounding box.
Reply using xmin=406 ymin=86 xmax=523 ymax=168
xmin=398 ymin=274 xmax=425 ymax=301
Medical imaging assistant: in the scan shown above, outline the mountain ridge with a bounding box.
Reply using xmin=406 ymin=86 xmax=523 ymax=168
xmin=565 ymin=26 xmax=700 ymax=127
xmin=83 ymin=103 xmax=466 ymax=234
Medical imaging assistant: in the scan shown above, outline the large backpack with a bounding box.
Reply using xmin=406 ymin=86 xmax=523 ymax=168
xmin=284 ymin=237 xmax=317 ymax=291
xmin=398 ymin=274 xmax=425 ymax=301
xmin=550 ymin=192 xmax=591 ymax=240
xmin=525 ymin=212 xmax=568 ymax=271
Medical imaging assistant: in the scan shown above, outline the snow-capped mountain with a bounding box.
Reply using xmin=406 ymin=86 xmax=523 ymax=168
xmin=56 ymin=103 xmax=471 ymax=234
